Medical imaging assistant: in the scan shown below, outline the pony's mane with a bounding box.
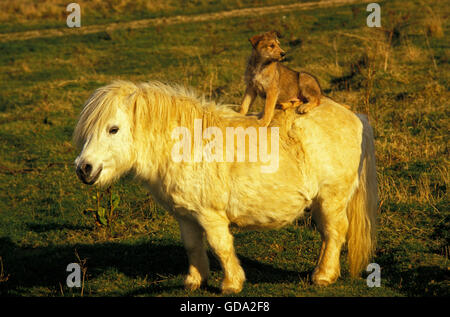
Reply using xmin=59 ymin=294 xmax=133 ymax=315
xmin=132 ymin=81 xmax=240 ymax=134
xmin=73 ymin=80 xmax=131 ymax=148
xmin=73 ymin=80 xmax=252 ymax=149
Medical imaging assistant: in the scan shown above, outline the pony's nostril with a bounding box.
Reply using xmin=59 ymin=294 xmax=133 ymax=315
xmin=76 ymin=162 xmax=101 ymax=185
xmin=83 ymin=163 xmax=92 ymax=176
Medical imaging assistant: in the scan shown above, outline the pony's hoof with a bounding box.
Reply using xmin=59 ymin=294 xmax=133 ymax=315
xmin=221 ymin=285 xmax=243 ymax=294
xmin=184 ymin=275 xmax=203 ymax=291
xmin=221 ymin=278 xmax=244 ymax=294
xmin=311 ymin=270 xmax=337 ymax=286
xmin=312 ymin=278 xmax=331 ymax=286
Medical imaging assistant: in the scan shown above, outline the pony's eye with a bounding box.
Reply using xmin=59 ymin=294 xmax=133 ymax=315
xmin=109 ymin=126 xmax=119 ymax=134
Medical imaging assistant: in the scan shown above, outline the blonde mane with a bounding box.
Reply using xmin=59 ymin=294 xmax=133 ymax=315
xmin=73 ymin=80 xmax=261 ymax=149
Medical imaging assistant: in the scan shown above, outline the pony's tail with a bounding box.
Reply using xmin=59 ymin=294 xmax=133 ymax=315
xmin=346 ymin=115 xmax=378 ymax=277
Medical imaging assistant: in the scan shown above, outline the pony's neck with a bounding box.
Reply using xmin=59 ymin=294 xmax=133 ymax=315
xmin=131 ymin=88 xmax=216 ymax=182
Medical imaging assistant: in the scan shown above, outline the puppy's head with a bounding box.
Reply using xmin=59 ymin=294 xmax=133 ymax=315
xmin=249 ymin=31 xmax=285 ymax=62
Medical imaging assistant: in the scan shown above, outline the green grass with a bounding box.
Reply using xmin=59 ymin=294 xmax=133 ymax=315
xmin=0 ymin=0 xmax=448 ymax=297
xmin=0 ymin=0 xmax=318 ymax=33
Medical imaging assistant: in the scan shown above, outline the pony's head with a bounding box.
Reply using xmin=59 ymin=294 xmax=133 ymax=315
xmin=73 ymin=80 xmax=244 ymax=186
xmin=73 ymin=81 xmax=138 ymax=187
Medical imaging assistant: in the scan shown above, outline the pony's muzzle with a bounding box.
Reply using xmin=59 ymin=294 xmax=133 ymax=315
xmin=76 ymin=161 xmax=102 ymax=185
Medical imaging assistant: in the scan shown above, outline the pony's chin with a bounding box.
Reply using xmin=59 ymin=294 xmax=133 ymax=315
xmin=93 ymin=177 xmax=110 ymax=188
xmin=93 ymin=170 xmax=117 ymax=188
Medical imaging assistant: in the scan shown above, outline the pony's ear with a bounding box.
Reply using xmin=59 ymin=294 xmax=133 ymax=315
xmin=249 ymin=34 xmax=263 ymax=48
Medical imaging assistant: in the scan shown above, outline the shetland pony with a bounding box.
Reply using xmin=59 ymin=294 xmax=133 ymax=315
xmin=73 ymin=80 xmax=377 ymax=293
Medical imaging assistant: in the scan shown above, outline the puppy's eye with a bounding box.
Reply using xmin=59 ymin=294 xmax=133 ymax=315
xmin=270 ymin=44 xmax=275 ymax=48
xmin=109 ymin=126 xmax=119 ymax=134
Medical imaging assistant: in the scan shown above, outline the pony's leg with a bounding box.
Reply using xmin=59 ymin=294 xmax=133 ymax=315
xmin=311 ymin=195 xmax=349 ymax=286
xmin=177 ymin=217 xmax=210 ymax=291
xmin=200 ymin=214 xmax=245 ymax=294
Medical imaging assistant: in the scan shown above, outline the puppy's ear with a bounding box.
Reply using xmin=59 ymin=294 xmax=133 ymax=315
xmin=249 ymin=34 xmax=263 ymax=48
xmin=269 ymin=30 xmax=282 ymax=39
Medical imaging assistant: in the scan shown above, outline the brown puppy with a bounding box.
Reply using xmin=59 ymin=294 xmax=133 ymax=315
xmin=240 ymin=31 xmax=322 ymax=126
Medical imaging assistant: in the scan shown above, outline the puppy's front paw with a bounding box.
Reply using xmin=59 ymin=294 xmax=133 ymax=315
xmin=258 ymin=118 xmax=271 ymax=127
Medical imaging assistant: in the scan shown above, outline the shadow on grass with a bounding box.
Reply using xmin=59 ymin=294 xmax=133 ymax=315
xmin=0 ymin=236 xmax=309 ymax=296
xmin=375 ymin=251 xmax=449 ymax=297
xmin=2 ymin=228 xmax=446 ymax=296
xmin=25 ymin=222 xmax=92 ymax=233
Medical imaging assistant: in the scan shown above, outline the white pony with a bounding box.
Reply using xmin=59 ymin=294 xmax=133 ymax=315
xmin=73 ymin=80 xmax=378 ymax=294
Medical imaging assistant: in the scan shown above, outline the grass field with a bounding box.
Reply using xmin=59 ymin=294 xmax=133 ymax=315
xmin=0 ymin=0 xmax=448 ymax=297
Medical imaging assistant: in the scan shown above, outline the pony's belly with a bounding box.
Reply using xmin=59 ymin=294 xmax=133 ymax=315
xmin=230 ymin=214 xmax=299 ymax=229
xmin=226 ymin=193 xmax=308 ymax=229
